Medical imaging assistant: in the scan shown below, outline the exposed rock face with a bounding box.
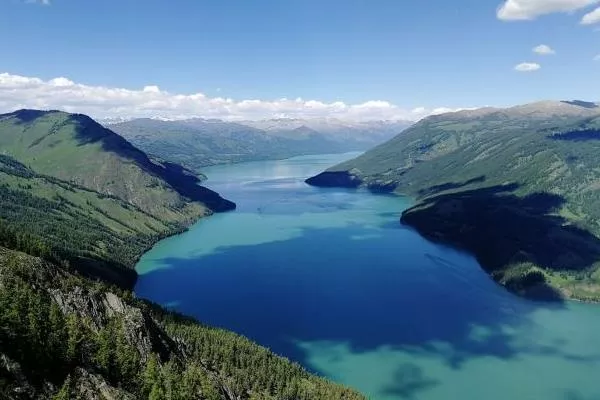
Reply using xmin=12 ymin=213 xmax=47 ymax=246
xmin=48 ymin=284 xmax=177 ymax=364
xmin=70 ymin=368 xmax=135 ymax=400
xmin=0 ymin=247 xmax=180 ymax=396
xmin=0 ymin=246 xmax=365 ymax=400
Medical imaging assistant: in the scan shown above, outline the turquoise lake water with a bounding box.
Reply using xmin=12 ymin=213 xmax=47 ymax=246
xmin=135 ymin=153 xmax=600 ymax=400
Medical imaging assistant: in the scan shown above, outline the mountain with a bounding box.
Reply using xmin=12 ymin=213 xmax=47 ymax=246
xmin=108 ymin=117 xmax=410 ymax=171
xmin=0 ymin=246 xmax=363 ymax=399
xmin=241 ymin=117 xmax=409 ymax=145
xmin=0 ymin=110 xmax=363 ymax=399
xmin=0 ymin=109 xmax=234 ymax=287
xmin=307 ymin=100 xmax=600 ymax=301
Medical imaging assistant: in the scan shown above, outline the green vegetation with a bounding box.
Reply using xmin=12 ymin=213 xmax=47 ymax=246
xmin=0 ymin=109 xmax=363 ymax=398
xmin=0 ymin=247 xmax=364 ymax=399
xmin=308 ymin=101 xmax=600 ymax=301
xmin=0 ymin=110 xmax=234 ymax=286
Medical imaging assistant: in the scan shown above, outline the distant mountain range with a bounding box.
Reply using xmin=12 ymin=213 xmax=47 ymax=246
xmin=308 ymin=100 xmax=600 ymax=301
xmin=107 ymin=117 xmax=411 ymax=171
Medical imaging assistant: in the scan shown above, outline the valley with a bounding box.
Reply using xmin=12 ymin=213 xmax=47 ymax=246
xmin=108 ymin=117 xmax=409 ymax=171
xmin=0 ymin=110 xmax=363 ymax=399
xmin=5 ymin=1 xmax=600 ymax=398
xmin=4 ymin=101 xmax=600 ymax=399
xmin=135 ymin=153 xmax=600 ymax=400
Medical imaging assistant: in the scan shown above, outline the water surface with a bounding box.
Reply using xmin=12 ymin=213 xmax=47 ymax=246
xmin=136 ymin=153 xmax=600 ymax=400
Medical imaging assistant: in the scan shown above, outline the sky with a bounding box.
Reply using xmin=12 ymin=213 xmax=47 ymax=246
xmin=0 ymin=0 xmax=599 ymax=121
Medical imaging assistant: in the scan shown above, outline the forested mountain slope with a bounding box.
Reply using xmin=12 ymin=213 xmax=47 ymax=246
xmin=0 ymin=246 xmax=364 ymax=399
xmin=0 ymin=110 xmax=363 ymax=399
xmin=0 ymin=110 xmax=234 ymax=286
xmin=308 ymin=100 xmax=600 ymax=300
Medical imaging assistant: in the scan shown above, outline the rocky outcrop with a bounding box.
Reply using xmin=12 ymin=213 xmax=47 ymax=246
xmin=70 ymin=368 xmax=135 ymax=400
xmin=0 ymin=246 xmax=366 ymax=400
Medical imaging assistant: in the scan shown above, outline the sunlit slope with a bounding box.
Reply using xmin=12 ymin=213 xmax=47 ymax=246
xmin=308 ymin=101 xmax=600 ymax=300
xmin=0 ymin=109 xmax=234 ymax=286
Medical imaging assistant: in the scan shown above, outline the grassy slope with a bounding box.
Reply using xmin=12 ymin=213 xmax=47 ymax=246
xmin=0 ymin=110 xmax=234 ymax=214
xmin=309 ymin=102 xmax=600 ymax=300
xmin=0 ymin=110 xmax=235 ymax=286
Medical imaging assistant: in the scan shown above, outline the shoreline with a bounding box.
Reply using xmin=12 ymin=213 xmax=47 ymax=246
xmin=306 ymin=170 xmax=600 ymax=303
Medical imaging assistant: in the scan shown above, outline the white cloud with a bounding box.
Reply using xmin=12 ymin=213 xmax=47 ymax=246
xmin=497 ymin=0 xmax=599 ymax=20
xmin=0 ymin=72 xmax=474 ymax=122
xmin=142 ymin=85 xmax=161 ymax=93
xmin=582 ymin=6 xmax=600 ymax=23
xmin=25 ymin=0 xmax=50 ymax=5
xmin=514 ymin=62 xmax=541 ymax=72
xmin=594 ymin=54 xmax=600 ymax=60
xmin=533 ymin=44 xmax=556 ymax=55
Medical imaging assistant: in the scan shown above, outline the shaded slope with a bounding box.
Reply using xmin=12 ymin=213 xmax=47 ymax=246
xmin=307 ymin=100 xmax=600 ymax=300
xmin=1 ymin=110 xmax=234 ymax=213
xmin=0 ymin=109 xmax=234 ymax=286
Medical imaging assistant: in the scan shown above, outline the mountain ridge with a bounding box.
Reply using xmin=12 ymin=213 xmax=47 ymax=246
xmin=0 ymin=109 xmax=235 ymax=287
xmin=307 ymin=99 xmax=600 ymax=301
xmin=109 ymin=117 xmax=410 ymax=170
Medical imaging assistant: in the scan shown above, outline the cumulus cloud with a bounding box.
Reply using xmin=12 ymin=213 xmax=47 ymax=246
xmin=514 ymin=62 xmax=541 ymax=72
xmin=497 ymin=0 xmax=599 ymax=20
xmin=533 ymin=44 xmax=556 ymax=55
xmin=582 ymin=6 xmax=600 ymax=23
xmin=0 ymin=72 xmax=474 ymax=122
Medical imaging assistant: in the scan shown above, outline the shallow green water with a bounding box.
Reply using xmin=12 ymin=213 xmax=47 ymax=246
xmin=136 ymin=153 xmax=600 ymax=400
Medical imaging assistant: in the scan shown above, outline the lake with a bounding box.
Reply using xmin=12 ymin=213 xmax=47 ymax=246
xmin=135 ymin=153 xmax=600 ymax=400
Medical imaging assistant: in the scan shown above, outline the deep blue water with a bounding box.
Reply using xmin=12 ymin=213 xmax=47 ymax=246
xmin=136 ymin=153 xmax=600 ymax=400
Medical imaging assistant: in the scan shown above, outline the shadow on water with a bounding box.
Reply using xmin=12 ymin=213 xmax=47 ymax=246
xmin=402 ymin=183 xmax=600 ymax=286
xmin=383 ymin=364 xmax=439 ymax=399
xmin=135 ymin=212 xmax=599 ymax=399
xmin=136 ymin=171 xmax=600 ymax=398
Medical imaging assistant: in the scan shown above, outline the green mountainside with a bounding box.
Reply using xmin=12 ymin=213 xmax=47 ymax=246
xmin=109 ymin=118 xmax=409 ymax=171
xmin=0 ymin=109 xmax=234 ymax=286
xmin=307 ymin=100 xmax=600 ymax=301
xmin=0 ymin=247 xmax=363 ymax=399
xmin=0 ymin=109 xmax=363 ymax=399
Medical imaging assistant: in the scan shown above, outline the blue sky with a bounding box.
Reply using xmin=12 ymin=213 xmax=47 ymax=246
xmin=0 ymin=0 xmax=599 ymax=120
